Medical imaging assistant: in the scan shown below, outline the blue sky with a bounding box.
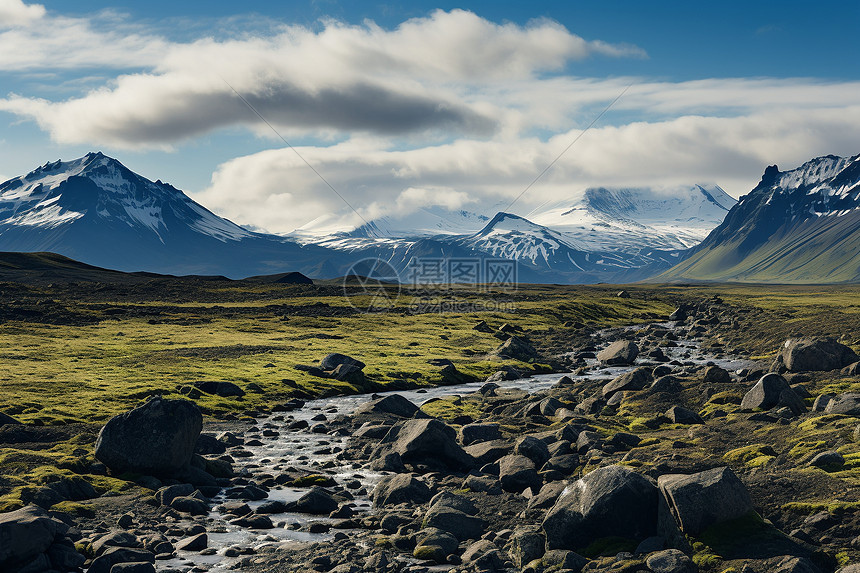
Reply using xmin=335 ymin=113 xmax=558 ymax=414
xmin=1 ymin=0 xmax=858 ymax=233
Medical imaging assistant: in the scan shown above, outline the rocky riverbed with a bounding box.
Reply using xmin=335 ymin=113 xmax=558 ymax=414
xmin=2 ymin=297 xmax=860 ymax=573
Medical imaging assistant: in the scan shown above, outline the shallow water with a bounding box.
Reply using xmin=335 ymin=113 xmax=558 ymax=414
xmin=160 ymin=324 xmax=756 ymax=571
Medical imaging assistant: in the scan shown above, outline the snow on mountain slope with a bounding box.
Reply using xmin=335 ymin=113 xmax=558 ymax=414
xmin=529 ymin=184 xmax=736 ymax=252
xmin=0 ymin=152 xmax=252 ymax=243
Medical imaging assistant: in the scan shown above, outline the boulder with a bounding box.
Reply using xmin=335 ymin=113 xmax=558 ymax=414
xmin=740 ymin=373 xmax=804 ymax=413
xmin=495 ymin=336 xmax=540 ymax=361
xmin=291 ymin=487 xmax=339 ymax=514
xmin=702 ymin=365 xmax=731 ymax=384
xmin=809 ymin=451 xmax=844 ymax=469
xmin=354 ymin=394 xmax=420 ymax=419
xmin=542 ymin=465 xmax=659 ymax=550
xmin=665 ymin=406 xmax=703 ymax=425
xmin=463 ymin=440 xmax=512 ymax=466
xmin=372 ymin=474 xmax=432 ymax=508
xmin=460 ymin=540 xmax=504 ymax=570
xmin=778 ymin=338 xmax=858 ymax=372
xmin=88 ymin=547 xmax=154 ymax=573
xmin=110 ymin=564 xmax=156 ymax=573
xmin=508 ymin=526 xmax=545 ymax=568
xmin=423 ymin=505 xmax=484 ymax=541
xmin=597 ymin=340 xmax=639 ymax=365
xmin=825 ymin=393 xmax=860 ymax=416
xmin=320 ymin=353 xmax=365 ymax=371
xmin=602 ymin=367 xmax=652 ymax=397
xmin=842 ymin=361 xmax=860 ymax=376
xmin=515 ymin=436 xmax=551 ymax=467
xmin=657 ymin=467 xmax=753 ymax=536
xmin=0 ymin=505 xmax=62 ymax=571
xmin=646 ymin=549 xmax=697 ymax=573
xmin=193 ymin=381 xmax=245 ymax=398
xmin=429 ymin=491 xmax=478 ymax=515
xmin=413 ymin=529 xmax=458 ymax=564
xmin=498 ymin=454 xmax=540 ymax=493
xmin=459 ymin=423 xmax=502 ymax=445
xmin=95 ymin=397 xmax=202 ymax=477
xmin=374 ymin=418 xmax=474 ymax=472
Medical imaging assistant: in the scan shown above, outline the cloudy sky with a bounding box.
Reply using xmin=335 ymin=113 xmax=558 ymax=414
xmin=1 ymin=0 xmax=858 ymax=234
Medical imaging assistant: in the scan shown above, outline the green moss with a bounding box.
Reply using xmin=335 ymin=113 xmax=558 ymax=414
xmin=783 ymin=500 xmax=860 ymax=513
xmin=288 ymin=474 xmax=336 ymax=487
xmin=50 ymin=501 xmax=95 ymax=517
xmin=723 ymin=444 xmax=777 ymax=468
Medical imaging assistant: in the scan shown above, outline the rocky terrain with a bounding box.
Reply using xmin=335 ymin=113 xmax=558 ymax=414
xmin=1 ymin=294 xmax=859 ymax=573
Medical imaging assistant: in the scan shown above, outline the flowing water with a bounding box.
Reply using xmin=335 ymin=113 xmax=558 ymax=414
xmin=159 ymin=325 xmax=756 ymax=572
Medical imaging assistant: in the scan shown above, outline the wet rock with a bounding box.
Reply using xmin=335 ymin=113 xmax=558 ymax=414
xmin=372 ymin=474 xmax=432 ymax=508
xmin=597 ymin=340 xmax=639 ymax=365
xmin=88 ymin=547 xmax=155 ymax=573
xmin=291 ymin=487 xmax=340 ymax=514
xmin=110 ymin=563 xmax=156 ymax=573
xmin=175 ymin=533 xmax=208 ymax=552
xmin=459 ymin=423 xmax=502 ymax=445
xmin=645 ymin=549 xmax=697 ymax=573
xmin=95 ymin=397 xmax=202 ymax=477
xmin=602 ymin=367 xmax=652 ymax=397
xmin=229 ymin=514 xmax=274 ymax=529
xmin=515 ymin=435 xmax=551 ymax=466
xmin=543 ymin=465 xmax=659 ymax=550
xmin=498 ymin=454 xmax=540 ymax=493
xmin=373 ymin=418 xmax=474 ymax=472
xmin=665 ymin=406 xmax=703 ymax=425
xmin=777 ymin=338 xmax=858 ymax=372
xmin=657 ymin=467 xmax=753 ymax=536
xmin=354 ymin=394 xmax=421 ymax=419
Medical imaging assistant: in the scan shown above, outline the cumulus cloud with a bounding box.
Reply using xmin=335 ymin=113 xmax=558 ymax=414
xmin=194 ymin=105 xmax=860 ymax=234
xmin=0 ymin=0 xmax=45 ymax=27
xmin=0 ymin=9 xmax=642 ymax=145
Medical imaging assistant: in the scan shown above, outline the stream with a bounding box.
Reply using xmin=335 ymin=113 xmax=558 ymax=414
xmin=158 ymin=323 xmax=756 ymax=572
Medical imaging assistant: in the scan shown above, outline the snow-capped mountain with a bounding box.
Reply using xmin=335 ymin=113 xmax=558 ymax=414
xmin=660 ymin=153 xmax=860 ymax=283
xmin=0 ymin=152 xmax=736 ymax=283
xmin=0 ymin=152 xmax=343 ymax=277
xmin=528 ymin=184 xmax=736 ymax=252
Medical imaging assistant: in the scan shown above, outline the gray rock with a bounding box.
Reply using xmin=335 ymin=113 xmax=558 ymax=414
xmin=291 ymin=487 xmax=339 ymax=514
xmin=47 ymin=541 xmax=86 ymax=570
xmin=575 ymin=431 xmax=603 ymax=454
xmin=372 ymin=474 xmax=432 ymax=508
xmin=527 ymin=482 xmax=567 ymax=510
xmin=537 ymin=549 xmax=588 ymax=572
xmin=110 ymin=563 xmax=157 ymax=573
xmin=92 ymin=530 xmax=141 ymax=555
xmin=423 ymin=505 xmax=484 ymax=541
xmin=459 ymin=423 xmax=502 ymax=445
xmin=429 ymin=491 xmax=478 ymax=515
xmin=154 ymin=483 xmax=194 ymax=506
xmin=320 ymin=353 xmax=365 ymax=371
xmin=354 ymin=394 xmax=420 ymax=419
xmin=812 ymin=393 xmax=834 ymax=412
xmin=495 ymin=336 xmax=540 ymax=361
xmin=645 ymin=549 xmax=697 ymax=573
xmin=543 ymin=454 xmax=579 ymax=475
xmin=0 ymin=505 xmax=61 ymax=571
xmin=702 ymin=365 xmax=731 ymax=384
xmin=597 ymin=340 xmax=639 ymax=365
xmin=825 ymin=393 xmax=860 ymax=416
xmin=175 ymin=533 xmax=208 ymax=551
xmin=779 ymin=338 xmax=858 ymax=372
xmin=665 ymin=406 xmax=703 ymax=425
xmin=194 ymin=381 xmax=245 ymax=397
xmin=88 ymin=547 xmax=155 ymax=573
xmin=651 ymin=375 xmax=683 ymax=394
xmin=413 ymin=528 xmax=458 ymax=563
xmin=498 ymin=454 xmax=540 ymax=493
xmin=229 ymin=514 xmax=274 ymax=529
xmin=515 ymin=435 xmax=551 ymax=466
xmin=602 ymin=367 xmax=652 ymax=397
xmin=460 ymin=540 xmax=504 ymax=569
xmin=95 ymin=397 xmax=202 ymax=477
xmin=508 ymin=526 xmax=545 ymax=567
xmin=658 ymin=467 xmax=753 ymax=536
xmin=809 ymin=451 xmax=844 ymax=469
xmin=772 ymin=555 xmax=823 ymax=573
xmin=740 ymin=373 xmax=795 ymax=411
xmin=543 ymin=465 xmax=659 ymax=550
xmin=374 ymin=418 xmax=475 ymax=472
xmin=168 ymin=495 xmax=209 ymax=515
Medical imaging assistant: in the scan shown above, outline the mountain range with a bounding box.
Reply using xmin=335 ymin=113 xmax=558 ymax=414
xmin=659 ymin=153 xmax=860 ymax=283
xmin=1 ymin=151 xmax=857 ymax=284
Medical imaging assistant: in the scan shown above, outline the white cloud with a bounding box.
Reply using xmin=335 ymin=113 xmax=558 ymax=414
xmin=0 ymin=0 xmax=45 ymax=27
xmin=194 ymin=105 xmax=860 ymax=234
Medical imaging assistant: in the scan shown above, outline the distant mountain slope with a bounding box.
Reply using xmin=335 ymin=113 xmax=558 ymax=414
xmin=658 ymin=154 xmax=860 ymax=283
xmin=0 ymin=153 xmax=345 ymax=278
